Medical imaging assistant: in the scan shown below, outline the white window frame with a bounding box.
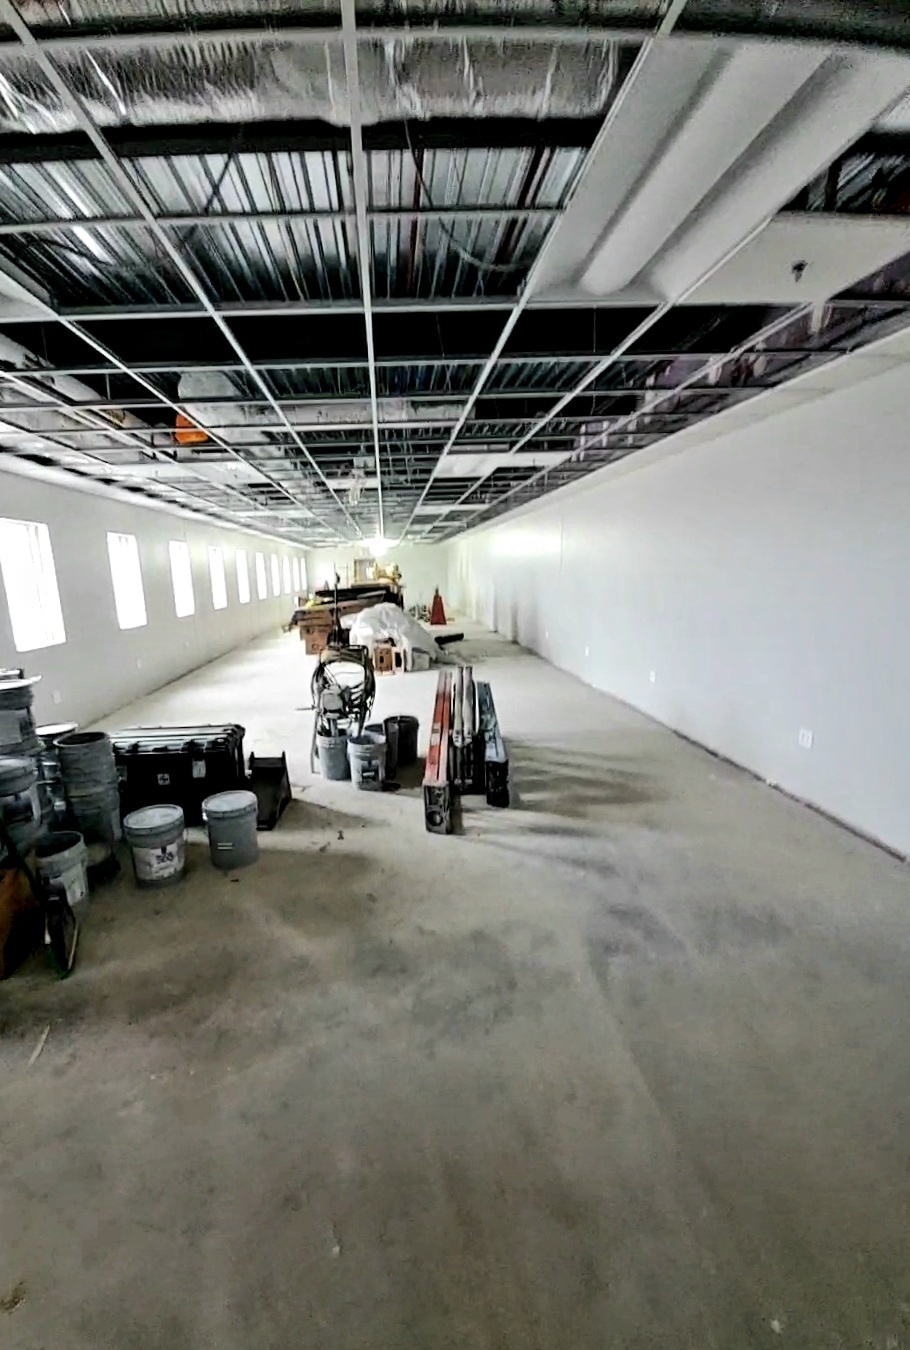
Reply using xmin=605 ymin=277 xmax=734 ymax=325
xmin=209 ymin=546 xmax=228 ymax=611
xmin=282 ymin=555 xmax=291 ymax=595
xmin=255 ymin=551 xmax=268 ymax=600
xmin=235 ymin=549 xmax=251 ymax=604
xmin=107 ymin=532 xmax=147 ymax=631
xmin=169 ymin=540 xmax=195 ymax=618
xmin=0 ymin=517 xmax=66 ymax=653
xmin=270 ymin=553 xmax=281 ymax=597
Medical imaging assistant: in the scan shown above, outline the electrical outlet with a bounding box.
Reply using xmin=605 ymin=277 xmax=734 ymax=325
xmin=544 ymin=629 xmax=549 ymax=640
xmin=52 ymin=690 xmax=62 ymax=706
xmin=798 ymin=727 xmax=813 ymax=750
xmin=584 ymin=645 xmax=590 ymax=658
xmin=649 ymin=670 xmax=657 ymax=684
xmin=136 ymin=657 xmax=143 ymax=670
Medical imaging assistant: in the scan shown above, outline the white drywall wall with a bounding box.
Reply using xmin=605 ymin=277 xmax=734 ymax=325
xmin=0 ymin=465 xmax=304 ymax=726
xmin=448 ymin=360 xmax=910 ymax=856
xmin=305 ymin=543 xmax=446 ymax=609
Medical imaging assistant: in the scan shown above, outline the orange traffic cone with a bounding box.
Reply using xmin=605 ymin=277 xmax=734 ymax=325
xmin=429 ymin=587 xmax=447 ymax=625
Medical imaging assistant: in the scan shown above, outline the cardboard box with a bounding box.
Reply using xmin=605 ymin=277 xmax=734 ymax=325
xmin=373 ymin=642 xmax=395 ymax=675
xmin=301 ymin=627 xmax=328 ymax=656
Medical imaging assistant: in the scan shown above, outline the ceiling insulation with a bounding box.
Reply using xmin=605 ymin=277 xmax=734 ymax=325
xmin=0 ymin=36 xmax=617 ymax=133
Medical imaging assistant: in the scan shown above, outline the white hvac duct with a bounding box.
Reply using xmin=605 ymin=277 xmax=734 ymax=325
xmin=650 ymin=49 xmax=910 ymax=299
xmin=531 ymin=38 xmax=910 ymax=305
xmin=579 ymin=42 xmax=829 ymax=295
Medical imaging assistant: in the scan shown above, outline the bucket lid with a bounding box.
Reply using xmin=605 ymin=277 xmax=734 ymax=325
xmin=37 ymin=721 xmax=78 ymax=740
xmin=203 ymin=790 xmax=258 ymax=818
xmin=124 ymin=803 xmax=184 ymax=834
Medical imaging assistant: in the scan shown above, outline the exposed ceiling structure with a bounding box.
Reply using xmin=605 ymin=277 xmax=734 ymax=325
xmin=0 ymin=3 xmax=909 ymax=546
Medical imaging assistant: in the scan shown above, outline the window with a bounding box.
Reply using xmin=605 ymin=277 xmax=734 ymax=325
xmin=236 ymin=549 xmax=251 ymax=604
xmin=209 ymin=547 xmax=228 ymax=610
xmin=270 ymin=553 xmax=281 ymax=597
xmin=255 ymin=551 xmax=268 ymax=600
xmin=292 ymin=556 xmax=301 ymax=594
xmin=107 ymin=532 xmax=147 ymax=630
xmin=0 ymin=518 xmax=66 ymax=652
xmin=169 ymin=540 xmax=195 ymax=618
xmin=282 ymin=555 xmax=291 ymax=595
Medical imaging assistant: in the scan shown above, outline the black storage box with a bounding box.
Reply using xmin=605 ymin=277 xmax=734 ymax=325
xmin=111 ymin=724 xmax=247 ymax=825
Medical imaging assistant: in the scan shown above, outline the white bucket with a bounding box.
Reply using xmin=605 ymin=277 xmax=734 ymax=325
xmin=35 ymin=831 xmax=89 ymax=907
xmin=123 ymin=804 xmax=186 ymax=888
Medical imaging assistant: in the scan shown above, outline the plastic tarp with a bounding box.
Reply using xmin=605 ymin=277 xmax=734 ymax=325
xmin=348 ymin=602 xmax=443 ymax=667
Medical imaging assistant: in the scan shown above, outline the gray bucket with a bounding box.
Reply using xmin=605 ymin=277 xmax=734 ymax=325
xmin=203 ymin=790 xmax=259 ymax=870
xmin=0 ymin=756 xmax=38 ymax=798
xmin=316 ymin=732 xmax=350 ymax=781
xmin=0 ymin=757 xmax=42 ymax=849
xmin=56 ymin=730 xmax=119 ymax=800
xmin=35 ymin=831 xmax=89 ymax=907
xmin=124 ymin=804 xmax=186 ymax=888
xmin=66 ymin=782 xmax=122 ymax=844
xmin=348 ymin=732 xmax=386 ymax=791
xmin=0 ymin=677 xmax=39 ymax=757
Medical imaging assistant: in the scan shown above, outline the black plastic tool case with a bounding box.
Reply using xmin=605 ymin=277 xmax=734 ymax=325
xmin=111 ymin=724 xmax=247 ymax=825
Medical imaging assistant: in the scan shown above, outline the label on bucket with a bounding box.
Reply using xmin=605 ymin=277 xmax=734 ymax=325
xmin=133 ymin=836 xmax=185 ymax=883
xmin=60 ymin=863 xmax=88 ymax=907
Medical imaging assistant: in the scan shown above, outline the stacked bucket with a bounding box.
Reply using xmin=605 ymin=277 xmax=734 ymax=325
xmin=0 ymin=674 xmax=49 ymax=855
xmin=55 ymin=731 xmax=121 ymax=874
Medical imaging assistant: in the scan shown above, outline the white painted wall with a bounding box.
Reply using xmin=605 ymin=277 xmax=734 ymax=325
xmin=305 ymin=543 xmax=446 ymax=609
xmin=0 ymin=464 xmax=305 ymax=726
xmin=448 ymin=361 xmax=910 ymax=856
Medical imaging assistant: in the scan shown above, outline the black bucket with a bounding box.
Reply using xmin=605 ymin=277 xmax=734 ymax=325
xmin=367 ymin=721 xmax=399 ymax=779
xmin=387 ymin=715 xmax=419 ymax=768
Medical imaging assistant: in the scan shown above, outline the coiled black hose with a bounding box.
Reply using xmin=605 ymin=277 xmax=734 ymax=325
xmin=309 ymin=645 xmax=376 ymax=771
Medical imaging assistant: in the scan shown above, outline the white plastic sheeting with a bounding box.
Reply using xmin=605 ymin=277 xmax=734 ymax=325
xmin=348 ymin=601 xmax=443 ymax=667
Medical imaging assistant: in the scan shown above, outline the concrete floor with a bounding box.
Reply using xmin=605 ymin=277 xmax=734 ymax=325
xmin=2 ymin=624 xmax=910 ymax=1348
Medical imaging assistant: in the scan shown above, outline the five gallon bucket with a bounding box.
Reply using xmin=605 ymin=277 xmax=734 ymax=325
xmin=57 ymin=731 xmax=121 ymax=845
xmin=386 ymin=715 xmax=419 ymax=768
xmin=202 ymin=790 xmax=259 ymax=870
xmin=316 ymin=732 xmax=350 ymax=781
xmin=124 ymin=804 xmax=186 ymax=888
xmin=35 ymin=831 xmax=89 ymax=907
xmin=370 ymin=721 xmax=399 ymax=778
xmin=348 ymin=731 xmax=386 ymax=791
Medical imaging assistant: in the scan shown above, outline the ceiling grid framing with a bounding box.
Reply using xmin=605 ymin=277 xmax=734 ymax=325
xmin=0 ymin=3 xmax=905 ymax=542
xmin=340 ymin=0 xmax=384 ymax=539
xmin=399 ymin=0 xmax=693 ymax=535
xmin=0 ymin=0 xmax=362 ymax=540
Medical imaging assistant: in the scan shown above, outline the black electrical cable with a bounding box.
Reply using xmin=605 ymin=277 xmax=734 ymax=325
xmin=402 ymin=121 xmax=531 ymax=275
